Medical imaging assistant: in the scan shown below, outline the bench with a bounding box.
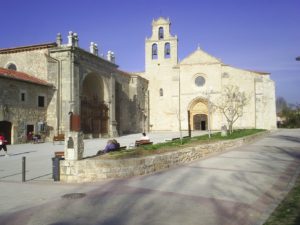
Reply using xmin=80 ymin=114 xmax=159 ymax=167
xmin=53 ymin=134 xmax=65 ymax=144
xmin=54 ymin=151 xmax=65 ymax=158
xmin=135 ymin=140 xmax=153 ymax=147
xmin=111 ymin=146 xmax=127 ymax=151
xmin=171 ymin=136 xmax=190 ymax=141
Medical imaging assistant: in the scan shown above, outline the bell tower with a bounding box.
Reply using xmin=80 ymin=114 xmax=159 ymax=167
xmin=145 ymin=17 xmax=178 ymax=72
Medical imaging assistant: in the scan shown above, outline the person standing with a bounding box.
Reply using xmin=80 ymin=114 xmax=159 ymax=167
xmin=0 ymin=133 xmax=8 ymax=156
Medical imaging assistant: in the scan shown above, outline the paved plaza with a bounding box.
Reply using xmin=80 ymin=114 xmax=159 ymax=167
xmin=0 ymin=130 xmax=202 ymax=183
xmin=0 ymin=129 xmax=300 ymax=225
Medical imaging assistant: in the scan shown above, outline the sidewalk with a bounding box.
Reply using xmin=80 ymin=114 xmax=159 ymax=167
xmin=0 ymin=130 xmax=207 ymax=183
xmin=0 ymin=130 xmax=206 ymax=214
xmin=1 ymin=129 xmax=299 ymax=225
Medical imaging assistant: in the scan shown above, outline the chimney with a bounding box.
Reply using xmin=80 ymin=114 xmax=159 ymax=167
xmin=56 ymin=33 xmax=62 ymax=46
xmin=107 ymin=51 xmax=115 ymax=63
xmin=90 ymin=42 xmax=94 ymax=54
xmin=94 ymin=43 xmax=98 ymax=56
xmin=68 ymin=31 xmax=74 ymax=46
xmin=73 ymin=33 xmax=79 ymax=47
xmin=90 ymin=42 xmax=99 ymax=56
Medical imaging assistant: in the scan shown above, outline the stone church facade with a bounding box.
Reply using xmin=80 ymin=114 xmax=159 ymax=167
xmin=0 ymin=33 xmax=148 ymax=144
xmin=0 ymin=17 xmax=276 ymax=144
xmin=138 ymin=17 xmax=277 ymax=132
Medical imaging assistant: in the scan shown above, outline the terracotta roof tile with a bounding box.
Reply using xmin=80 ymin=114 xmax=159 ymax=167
xmin=0 ymin=42 xmax=57 ymax=54
xmin=0 ymin=67 xmax=52 ymax=86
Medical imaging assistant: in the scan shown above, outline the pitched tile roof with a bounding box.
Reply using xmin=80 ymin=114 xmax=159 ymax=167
xmin=0 ymin=42 xmax=57 ymax=54
xmin=0 ymin=67 xmax=52 ymax=86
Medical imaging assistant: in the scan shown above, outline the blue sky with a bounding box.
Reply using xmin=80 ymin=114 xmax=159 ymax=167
xmin=1 ymin=0 xmax=299 ymax=104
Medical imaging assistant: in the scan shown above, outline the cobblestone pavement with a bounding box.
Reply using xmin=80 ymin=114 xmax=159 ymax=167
xmin=0 ymin=129 xmax=299 ymax=225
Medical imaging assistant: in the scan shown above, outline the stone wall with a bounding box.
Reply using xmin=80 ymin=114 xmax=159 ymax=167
xmin=0 ymin=49 xmax=49 ymax=81
xmin=0 ymin=77 xmax=52 ymax=144
xmin=60 ymin=131 xmax=268 ymax=183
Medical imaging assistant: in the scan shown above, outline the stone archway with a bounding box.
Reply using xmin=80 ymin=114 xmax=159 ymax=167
xmin=80 ymin=73 xmax=109 ymax=138
xmin=188 ymin=98 xmax=208 ymax=131
xmin=0 ymin=121 xmax=12 ymax=144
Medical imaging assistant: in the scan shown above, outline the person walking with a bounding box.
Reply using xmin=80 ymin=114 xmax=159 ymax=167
xmin=0 ymin=133 xmax=8 ymax=156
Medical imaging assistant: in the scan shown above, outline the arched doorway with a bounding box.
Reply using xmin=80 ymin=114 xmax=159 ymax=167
xmin=0 ymin=121 xmax=12 ymax=144
xmin=188 ymin=98 xmax=208 ymax=131
xmin=80 ymin=74 xmax=109 ymax=137
xmin=193 ymin=114 xmax=208 ymax=130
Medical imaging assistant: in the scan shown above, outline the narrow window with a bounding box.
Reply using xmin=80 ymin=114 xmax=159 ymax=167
xmin=159 ymin=88 xmax=163 ymax=96
xmin=21 ymin=92 xmax=26 ymax=102
xmin=159 ymin=27 xmax=164 ymax=39
xmin=152 ymin=43 xmax=158 ymax=59
xmin=37 ymin=122 xmax=45 ymax=132
xmin=38 ymin=96 xmax=45 ymax=107
xmin=164 ymin=42 xmax=171 ymax=58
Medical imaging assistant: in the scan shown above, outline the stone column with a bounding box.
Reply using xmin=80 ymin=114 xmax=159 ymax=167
xmin=64 ymin=131 xmax=84 ymax=160
xmin=109 ymin=75 xmax=118 ymax=137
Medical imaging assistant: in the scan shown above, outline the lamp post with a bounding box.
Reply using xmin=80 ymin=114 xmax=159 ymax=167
xmin=206 ymin=88 xmax=212 ymax=138
xmin=203 ymin=87 xmax=219 ymax=139
xmin=178 ymin=66 xmax=183 ymax=143
xmin=173 ymin=64 xmax=183 ymax=143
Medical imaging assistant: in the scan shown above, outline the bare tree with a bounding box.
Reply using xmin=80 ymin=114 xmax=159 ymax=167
xmin=214 ymin=85 xmax=249 ymax=134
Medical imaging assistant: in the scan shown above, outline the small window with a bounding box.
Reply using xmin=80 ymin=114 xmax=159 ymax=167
xmin=159 ymin=27 xmax=164 ymax=39
xmin=152 ymin=43 xmax=158 ymax=60
xmin=38 ymin=96 xmax=45 ymax=107
xmin=164 ymin=42 xmax=171 ymax=58
xmin=21 ymin=92 xmax=26 ymax=102
xmin=7 ymin=63 xmax=17 ymax=71
xmin=37 ymin=122 xmax=45 ymax=132
xmin=159 ymin=88 xmax=163 ymax=96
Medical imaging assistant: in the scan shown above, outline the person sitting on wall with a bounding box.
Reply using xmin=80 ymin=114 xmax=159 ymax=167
xmin=111 ymin=139 xmax=120 ymax=149
xmin=140 ymin=132 xmax=150 ymax=141
xmin=97 ymin=139 xmax=120 ymax=155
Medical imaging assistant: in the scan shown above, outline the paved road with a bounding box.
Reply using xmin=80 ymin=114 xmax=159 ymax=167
xmin=0 ymin=129 xmax=300 ymax=225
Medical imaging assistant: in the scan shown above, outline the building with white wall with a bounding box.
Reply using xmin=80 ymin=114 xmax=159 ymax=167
xmin=138 ymin=17 xmax=276 ymax=131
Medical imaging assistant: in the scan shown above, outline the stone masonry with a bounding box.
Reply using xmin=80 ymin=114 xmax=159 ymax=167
xmin=60 ymin=131 xmax=268 ymax=183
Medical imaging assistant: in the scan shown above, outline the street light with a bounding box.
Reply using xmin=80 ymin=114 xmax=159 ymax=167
xmin=178 ymin=65 xmax=183 ymax=142
xmin=202 ymin=87 xmax=219 ymax=139
xmin=173 ymin=64 xmax=183 ymax=143
xmin=206 ymin=87 xmax=213 ymax=138
xmin=296 ymin=56 xmax=300 ymax=61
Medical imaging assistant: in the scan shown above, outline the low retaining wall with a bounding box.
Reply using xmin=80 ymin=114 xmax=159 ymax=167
xmin=60 ymin=131 xmax=268 ymax=183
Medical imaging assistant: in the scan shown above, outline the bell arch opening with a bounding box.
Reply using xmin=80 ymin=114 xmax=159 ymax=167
xmin=188 ymin=98 xmax=208 ymax=131
xmin=80 ymin=73 xmax=109 ymax=138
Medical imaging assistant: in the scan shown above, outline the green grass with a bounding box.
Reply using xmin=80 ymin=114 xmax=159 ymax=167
xmin=263 ymin=174 xmax=300 ymax=225
xmin=99 ymin=129 xmax=266 ymax=159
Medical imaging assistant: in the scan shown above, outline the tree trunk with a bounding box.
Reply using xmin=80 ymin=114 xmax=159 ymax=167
xmin=228 ymin=123 xmax=233 ymax=134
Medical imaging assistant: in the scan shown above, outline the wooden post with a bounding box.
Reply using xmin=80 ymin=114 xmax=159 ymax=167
xmin=188 ymin=110 xmax=191 ymax=137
